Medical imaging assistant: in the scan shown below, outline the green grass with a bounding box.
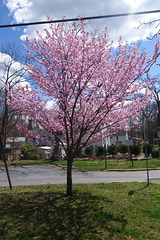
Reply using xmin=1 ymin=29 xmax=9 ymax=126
xmin=0 ymin=159 xmax=49 ymax=167
xmin=0 ymin=182 xmax=160 ymax=239
xmin=71 ymin=158 xmax=160 ymax=171
xmin=1 ymin=158 xmax=160 ymax=171
xmin=44 ymin=158 xmax=160 ymax=171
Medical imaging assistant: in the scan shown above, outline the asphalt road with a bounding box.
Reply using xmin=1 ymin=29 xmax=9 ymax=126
xmin=0 ymin=165 xmax=160 ymax=187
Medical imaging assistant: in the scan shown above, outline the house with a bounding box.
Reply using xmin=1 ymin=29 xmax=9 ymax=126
xmin=28 ymin=120 xmax=66 ymax=160
xmin=35 ymin=146 xmax=52 ymax=160
xmin=91 ymin=131 xmax=129 ymax=150
xmin=108 ymin=132 xmax=129 ymax=146
xmin=6 ymin=137 xmax=26 ymax=147
xmin=4 ymin=146 xmax=21 ymax=161
xmin=35 ymin=144 xmax=66 ymax=160
xmin=2 ymin=137 xmax=26 ymax=161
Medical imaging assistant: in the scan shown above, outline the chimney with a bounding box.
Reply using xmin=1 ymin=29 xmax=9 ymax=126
xmin=28 ymin=119 xmax=34 ymax=130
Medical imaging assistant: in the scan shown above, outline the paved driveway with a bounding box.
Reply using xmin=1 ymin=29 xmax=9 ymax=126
xmin=0 ymin=165 xmax=160 ymax=187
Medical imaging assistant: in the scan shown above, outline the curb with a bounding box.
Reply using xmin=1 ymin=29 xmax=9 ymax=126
xmin=106 ymin=168 xmax=160 ymax=172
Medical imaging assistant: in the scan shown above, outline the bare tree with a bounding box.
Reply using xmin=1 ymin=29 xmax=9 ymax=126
xmin=147 ymin=76 xmax=160 ymax=127
xmin=0 ymin=43 xmax=29 ymax=189
xmin=139 ymin=75 xmax=160 ymax=144
xmin=137 ymin=19 xmax=160 ymax=40
xmin=138 ymin=102 xmax=158 ymax=144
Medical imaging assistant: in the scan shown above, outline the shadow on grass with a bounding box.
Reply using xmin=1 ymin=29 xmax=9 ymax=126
xmin=0 ymin=189 xmax=127 ymax=240
xmin=128 ymin=184 xmax=148 ymax=196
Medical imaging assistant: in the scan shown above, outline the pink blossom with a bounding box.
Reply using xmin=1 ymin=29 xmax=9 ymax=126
xmin=7 ymin=18 xmax=160 ymax=195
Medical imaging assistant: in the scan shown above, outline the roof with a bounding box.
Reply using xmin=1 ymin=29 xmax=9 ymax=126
xmin=6 ymin=137 xmax=25 ymax=143
xmin=38 ymin=146 xmax=51 ymax=150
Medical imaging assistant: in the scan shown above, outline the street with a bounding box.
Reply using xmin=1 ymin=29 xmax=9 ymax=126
xmin=0 ymin=165 xmax=160 ymax=187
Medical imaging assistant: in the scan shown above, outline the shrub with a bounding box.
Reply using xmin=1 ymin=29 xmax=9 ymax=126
xmin=98 ymin=155 xmax=105 ymax=160
xmin=85 ymin=146 xmax=94 ymax=158
xmin=152 ymin=149 xmax=159 ymax=158
xmin=152 ymin=145 xmax=159 ymax=158
xmin=118 ymin=144 xmax=128 ymax=154
xmin=21 ymin=143 xmax=40 ymax=160
xmin=129 ymin=145 xmax=141 ymax=158
xmin=31 ymin=153 xmax=40 ymax=160
xmin=95 ymin=146 xmax=106 ymax=157
xmin=143 ymin=144 xmax=152 ymax=157
xmin=75 ymin=149 xmax=82 ymax=158
xmin=107 ymin=145 xmax=117 ymax=156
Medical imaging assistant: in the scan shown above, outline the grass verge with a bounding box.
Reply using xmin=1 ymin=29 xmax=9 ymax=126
xmin=72 ymin=158 xmax=160 ymax=171
xmin=1 ymin=158 xmax=160 ymax=171
xmin=0 ymin=182 xmax=160 ymax=239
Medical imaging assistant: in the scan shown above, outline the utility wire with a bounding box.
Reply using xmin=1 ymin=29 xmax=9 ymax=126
xmin=0 ymin=9 xmax=160 ymax=28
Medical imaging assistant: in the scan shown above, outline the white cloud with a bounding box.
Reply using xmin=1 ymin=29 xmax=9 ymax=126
xmin=45 ymin=99 xmax=57 ymax=109
xmin=0 ymin=52 xmax=30 ymax=89
xmin=3 ymin=0 xmax=160 ymax=43
xmin=124 ymin=0 xmax=145 ymax=9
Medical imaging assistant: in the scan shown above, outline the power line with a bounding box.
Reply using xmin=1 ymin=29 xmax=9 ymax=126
xmin=0 ymin=9 xmax=160 ymax=28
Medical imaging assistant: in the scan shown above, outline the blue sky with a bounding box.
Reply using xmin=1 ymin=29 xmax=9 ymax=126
xmin=0 ymin=0 xmax=160 ymax=77
xmin=0 ymin=3 xmax=25 ymax=52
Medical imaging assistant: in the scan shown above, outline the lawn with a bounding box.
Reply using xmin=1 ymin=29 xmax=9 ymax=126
xmin=1 ymin=158 xmax=160 ymax=171
xmin=72 ymin=158 xmax=160 ymax=171
xmin=0 ymin=182 xmax=160 ymax=239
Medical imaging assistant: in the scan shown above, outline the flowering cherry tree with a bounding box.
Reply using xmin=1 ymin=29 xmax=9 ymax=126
xmin=7 ymin=19 xmax=159 ymax=195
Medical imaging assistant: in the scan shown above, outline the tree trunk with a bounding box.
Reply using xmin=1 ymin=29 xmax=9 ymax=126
xmin=67 ymin=158 xmax=73 ymax=196
xmin=51 ymin=135 xmax=60 ymax=161
xmin=0 ymin=135 xmax=12 ymax=190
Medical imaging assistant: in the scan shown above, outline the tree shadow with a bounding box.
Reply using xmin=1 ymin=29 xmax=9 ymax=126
xmin=0 ymin=189 xmax=128 ymax=239
xmin=128 ymin=184 xmax=148 ymax=196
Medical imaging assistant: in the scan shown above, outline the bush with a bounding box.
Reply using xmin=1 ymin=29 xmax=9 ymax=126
xmin=75 ymin=149 xmax=82 ymax=158
xmin=21 ymin=143 xmax=40 ymax=160
xmin=143 ymin=144 xmax=152 ymax=157
xmin=152 ymin=145 xmax=159 ymax=158
xmin=98 ymin=155 xmax=105 ymax=160
xmin=95 ymin=146 xmax=106 ymax=157
xmin=118 ymin=144 xmax=128 ymax=154
xmin=85 ymin=146 xmax=94 ymax=158
xmin=152 ymin=149 xmax=159 ymax=158
xmin=129 ymin=145 xmax=141 ymax=158
xmin=107 ymin=145 xmax=117 ymax=156
xmin=31 ymin=153 xmax=40 ymax=160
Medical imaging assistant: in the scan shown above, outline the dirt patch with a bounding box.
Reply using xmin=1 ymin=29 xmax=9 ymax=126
xmin=88 ymin=162 xmax=99 ymax=163
xmin=109 ymin=162 xmax=125 ymax=166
